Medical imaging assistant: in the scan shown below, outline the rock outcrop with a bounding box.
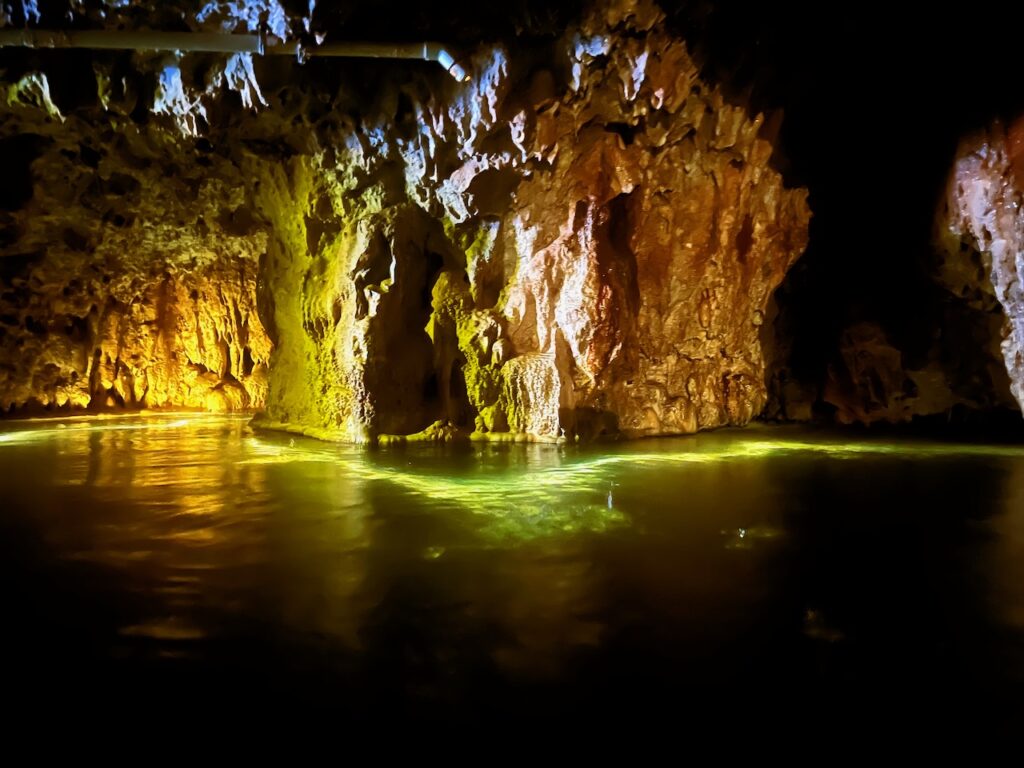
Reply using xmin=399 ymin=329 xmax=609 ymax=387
xmin=940 ymin=120 xmax=1024 ymax=415
xmin=0 ymin=2 xmax=295 ymax=413
xmin=0 ymin=80 xmax=272 ymax=412
xmin=254 ymin=0 xmax=810 ymax=441
xmin=820 ymin=322 xmax=981 ymax=425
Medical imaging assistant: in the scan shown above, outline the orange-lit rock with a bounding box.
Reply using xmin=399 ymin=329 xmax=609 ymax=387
xmin=0 ymin=117 xmax=271 ymax=413
xmin=0 ymin=254 xmax=270 ymax=413
xmin=498 ymin=13 xmax=809 ymax=437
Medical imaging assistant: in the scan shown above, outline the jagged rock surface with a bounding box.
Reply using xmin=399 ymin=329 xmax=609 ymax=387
xmin=0 ymin=1 xmax=309 ymax=413
xmin=254 ymin=0 xmax=810 ymax=441
xmin=0 ymin=88 xmax=272 ymax=412
xmin=0 ymin=0 xmax=810 ymax=436
xmin=940 ymin=120 xmax=1024 ymax=415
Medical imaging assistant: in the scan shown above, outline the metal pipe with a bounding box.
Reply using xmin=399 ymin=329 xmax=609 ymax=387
xmin=0 ymin=29 xmax=470 ymax=81
xmin=0 ymin=28 xmax=263 ymax=54
xmin=270 ymin=41 xmax=469 ymax=80
xmin=264 ymin=40 xmax=469 ymax=81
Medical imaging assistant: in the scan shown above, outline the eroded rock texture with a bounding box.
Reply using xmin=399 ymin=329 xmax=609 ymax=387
xmin=0 ymin=82 xmax=272 ymax=412
xmin=255 ymin=0 xmax=810 ymax=441
xmin=939 ymin=121 xmax=1024 ymax=415
xmin=0 ymin=0 xmax=809 ymax=435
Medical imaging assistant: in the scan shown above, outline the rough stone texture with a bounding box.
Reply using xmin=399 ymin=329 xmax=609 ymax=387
xmin=940 ymin=120 xmax=1024 ymax=414
xmin=254 ymin=0 xmax=810 ymax=441
xmin=815 ymin=309 xmax=1014 ymax=427
xmin=820 ymin=322 xmax=962 ymax=425
xmin=0 ymin=78 xmax=272 ymax=412
xmin=0 ymin=0 xmax=810 ymax=436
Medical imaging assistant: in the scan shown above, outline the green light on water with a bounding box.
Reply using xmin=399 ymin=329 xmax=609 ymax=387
xmin=243 ymin=437 xmax=630 ymax=541
xmin=4 ymin=414 xmax=1024 ymax=544
xmin=240 ymin=434 xmax=1024 ymax=542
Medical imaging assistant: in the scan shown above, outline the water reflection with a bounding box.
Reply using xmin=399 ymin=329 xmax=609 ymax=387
xmin=990 ymin=456 xmax=1024 ymax=683
xmin=0 ymin=414 xmax=1023 ymax=730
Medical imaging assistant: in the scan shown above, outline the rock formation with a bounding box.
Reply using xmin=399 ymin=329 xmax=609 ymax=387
xmin=0 ymin=0 xmax=811 ymax=439
xmin=764 ymin=117 xmax=1022 ymax=428
xmin=939 ymin=119 xmax=1024 ymax=415
xmin=0 ymin=3 xmax=284 ymax=413
xmin=0 ymin=79 xmax=272 ymax=412
xmin=252 ymin=0 xmax=810 ymax=441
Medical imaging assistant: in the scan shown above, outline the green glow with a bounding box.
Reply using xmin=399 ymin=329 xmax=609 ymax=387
xmin=5 ymin=413 xmax=1024 ymax=544
xmin=240 ymin=431 xmax=1024 ymax=542
xmin=242 ymin=436 xmax=629 ymax=540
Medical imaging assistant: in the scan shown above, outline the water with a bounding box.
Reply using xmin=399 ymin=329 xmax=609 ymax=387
xmin=1 ymin=414 xmax=1023 ymax=735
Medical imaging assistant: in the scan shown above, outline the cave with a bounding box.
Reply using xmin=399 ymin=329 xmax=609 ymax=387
xmin=2 ymin=0 xmax=1023 ymax=740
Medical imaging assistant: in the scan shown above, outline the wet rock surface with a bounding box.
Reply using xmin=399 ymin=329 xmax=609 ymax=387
xmin=0 ymin=109 xmax=272 ymax=413
xmin=0 ymin=1 xmax=289 ymax=413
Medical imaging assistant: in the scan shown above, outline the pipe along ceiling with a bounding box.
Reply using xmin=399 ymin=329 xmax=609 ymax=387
xmin=0 ymin=28 xmax=471 ymax=82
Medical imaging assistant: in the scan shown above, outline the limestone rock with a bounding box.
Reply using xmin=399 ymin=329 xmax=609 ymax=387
xmin=255 ymin=0 xmax=810 ymax=441
xmin=822 ymin=322 xmax=966 ymax=425
xmin=939 ymin=120 xmax=1024 ymax=414
xmin=0 ymin=0 xmax=810 ymax=438
xmin=0 ymin=100 xmax=271 ymax=413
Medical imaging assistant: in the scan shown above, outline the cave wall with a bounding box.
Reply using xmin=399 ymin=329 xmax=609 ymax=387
xmin=249 ymin=0 xmax=810 ymax=441
xmin=5 ymin=0 xmax=1024 ymax=436
xmin=939 ymin=120 xmax=1024 ymax=414
xmin=0 ymin=75 xmax=272 ymax=412
xmin=0 ymin=2 xmax=287 ymax=413
xmin=0 ymin=0 xmax=814 ymax=437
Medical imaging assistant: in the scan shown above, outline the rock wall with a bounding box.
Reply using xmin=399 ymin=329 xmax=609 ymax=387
xmin=253 ymin=0 xmax=810 ymax=442
xmin=939 ymin=120 xmax=1024 ymax=415
xmin=0 ymin=0 xmax=810 ymax=436
xmin=0 ymin=80 xmax=272 ymax=413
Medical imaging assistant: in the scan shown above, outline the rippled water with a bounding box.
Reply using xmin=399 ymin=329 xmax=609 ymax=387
xmin=2 ymin=414 xmax=1023 ymax=734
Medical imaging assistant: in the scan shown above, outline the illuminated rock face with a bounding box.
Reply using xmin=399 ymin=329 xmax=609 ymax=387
xmin=256 ymin=0 xmax=810 ymax=441
xmin=940 ymin=121 xmax=1024 ymax=414
xmin=0 ymin=123 xmax=271 ymax=413
xmin=0 ymin=0 xmax=809 ymax=435
xmin=0 ymin=256 xmax=270 ymax=412
xmin=0 ymin=1 xmax=283 ymax=414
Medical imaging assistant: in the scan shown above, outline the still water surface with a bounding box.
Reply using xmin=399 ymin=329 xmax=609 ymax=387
xmin=1 ymin=414 xmax=1023 ymax=733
